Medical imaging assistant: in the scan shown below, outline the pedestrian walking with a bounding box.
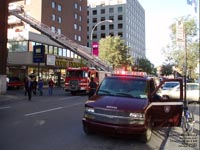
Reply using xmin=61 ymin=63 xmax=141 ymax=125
xmin=32 ymin=78 xmax=38 ymax=95
xmin=48 ymin=78 xmax=55 ymax=96
xmin=25 ymin=77 xmax=33 ymax=100
xmin=24 ymin=76 xmax=28 ymax=96
xmin=38 ymin=78 xmax=44 ymax=96
xmin=88 ymin=77 xmax=97 ymax=98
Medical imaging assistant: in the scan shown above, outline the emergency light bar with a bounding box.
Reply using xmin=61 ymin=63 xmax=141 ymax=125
xmin=112 ymin=70 xmax=147 ymax=77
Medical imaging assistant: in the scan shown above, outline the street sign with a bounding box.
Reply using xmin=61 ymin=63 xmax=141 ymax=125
xmin=33 ymin=45 xmax=45 ymax=63
xmin=92 ymin=42 xmax=99 ymax=56
xmin=176 ymin=21 xmax=185 ymax=48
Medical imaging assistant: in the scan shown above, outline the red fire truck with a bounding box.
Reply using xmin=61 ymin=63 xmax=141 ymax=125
xmin=65 ymin=67 xmax=110 ymax=95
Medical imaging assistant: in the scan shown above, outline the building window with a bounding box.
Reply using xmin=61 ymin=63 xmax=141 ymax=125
xmin=49 ymin=45 xmax=53 ymax=54
xmin=58 ymin=17 xmax=62 ymax=23
xmin=92 ymin=10 xmax=97 ymax=15
xmin=57 ymin=28 xmax=61 ymax=34
xmin=58 ymin=4 xmax=62 ymax=12
xmin=118 ymin=32 xmax=123 ymax=37
xmin=74 ymin=13 xmax=78 ymax=19
xmin=101 ymin=9 xmax=105 ymax=14
xmin=109 ymin=24 xmax=114 ymax=30
xmin=101 ymin=25 xmax=105 ymax=30
xmin=109 ymin=32 xmax=114 ymax=36
xmin=79 ymin=6 xmax=82 ymax=11
xmin=118 ymin=23 xmax=123 ymax=29
xmin=109 ymin=8 xmax=114 ymax=13
xmin=52 ymin=14 xmax=55 ymax=21
xmin=74 ymin=35 xmax=77 ymax=40
xmin=52 ymin=1 xmax=56 ymax=9
xmin=74 ymin=24 xmax=77 ymax=30
xmin=87 ymin=11 xmax=89 ymax=15
xmin=78 ymin=36 xmax=81 ymax=41
xmin=54 ymin=47 xmax=58 ymax=55
xmin=101 ymin=17 xmax=105 ymax=21
xmin=67 ymin=49 xmax=70 ymax=57
xmin=74 ymin=3 xmax=78 ymax=9
xmin=63 ymin=48 xmax=66 ymax=57
xmin=101 ymin=33 xmax=105 ymax=38
xmin=51 ymin=26 xmax=56 ymax=32
xmin=118 ymin=7 xmax=123 ymax=12
xmin=92 ymin=34 xmax=97 ymax=39
xmin=58 ymin=48 xmax=62 ymax=56
xmin=79 ymin=26 xmax=82 ymax=31
xmin=118 ymin=15 xmax=123 ymax=20
xmin=109 ymin=16 xmax=114 ymax=21
xmin=79 ymin=16 xmax=82 ymax=21
xmin=92 ymin=18 xmax=97 ymax=23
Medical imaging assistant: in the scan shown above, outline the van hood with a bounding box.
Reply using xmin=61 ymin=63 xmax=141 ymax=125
xmin=86 ymin=95 xmax=148 ymax=111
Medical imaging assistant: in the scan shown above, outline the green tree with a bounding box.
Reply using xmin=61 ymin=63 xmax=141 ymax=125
xmin=160 ymin=64 xmax=173 ymax=76
xmin=99 ymin=36 xmax=133 ymax=70
xmin=136 ymin=58 xmax=155 ymax=75
xmin=162 ymin=16 xmax=199 ymax=79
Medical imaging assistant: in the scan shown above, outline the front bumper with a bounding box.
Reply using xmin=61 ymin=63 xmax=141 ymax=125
xmin=82 ymin=118 xmax=147 ymax=136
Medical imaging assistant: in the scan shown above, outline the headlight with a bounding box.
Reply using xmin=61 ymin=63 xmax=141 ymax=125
xmin=129 ymin=113 xmax=144 ymax=119
xmin=85 ymin=107 xmax=95 ymax=113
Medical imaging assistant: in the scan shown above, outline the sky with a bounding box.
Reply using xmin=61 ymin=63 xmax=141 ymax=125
xmin=88 ymin=0 xmax=199 ymax=66
xmin=138 ymin=0 xmax=199 ymax=66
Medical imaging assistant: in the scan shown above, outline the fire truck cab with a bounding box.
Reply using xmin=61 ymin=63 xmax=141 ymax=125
xmin=82 ymin=72 xmax=184 ymax=142
xmin=65 ymin=67 xmax=110 ymax=95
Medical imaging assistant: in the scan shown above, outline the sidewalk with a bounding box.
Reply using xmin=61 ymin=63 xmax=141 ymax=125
xmin=164 ymin=106 xmax=200 ymax=150
xmin=0 ymin=86 xmax=67 ymax=105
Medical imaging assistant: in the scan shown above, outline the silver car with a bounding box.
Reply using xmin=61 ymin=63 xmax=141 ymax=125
xmin=160 ymin=83 xmax=199 ymax=103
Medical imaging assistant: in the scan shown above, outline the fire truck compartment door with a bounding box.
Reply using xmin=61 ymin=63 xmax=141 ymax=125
xmin=149 ymin=100 xmax=183 ymax=127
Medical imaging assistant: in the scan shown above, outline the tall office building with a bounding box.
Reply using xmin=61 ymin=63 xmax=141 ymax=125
xmin=87 ymin=0 xmax=146 ymax=60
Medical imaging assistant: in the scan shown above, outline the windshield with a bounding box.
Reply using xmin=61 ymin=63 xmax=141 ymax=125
xmin=163 ymin=82 xmax=179 ymax=89
xmin=66 ymin=70 xmax=86 ymax=78
xmin=97 ymin=77 xmax=147 ymax=99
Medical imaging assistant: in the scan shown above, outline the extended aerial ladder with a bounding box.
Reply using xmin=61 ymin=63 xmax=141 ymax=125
xmin=8 ymin=6 xmax=111 ymax=71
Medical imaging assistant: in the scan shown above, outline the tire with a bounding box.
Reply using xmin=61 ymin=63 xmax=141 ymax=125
xmin=141 ymin=123 xmax=152 ymax=143
xmin=71 ymin=91 xmax=77 ymax=95
xmin=83 ymin=125 xmax=94 ymax=135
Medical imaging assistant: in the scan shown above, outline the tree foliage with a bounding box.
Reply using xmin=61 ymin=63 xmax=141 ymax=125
xmin=136 ymin=58 xmax=155 ymax=75
xmin=162 ymin=16 xmax=199 ymax=79
xmin=99 ymin=36 xmax=133 ymax=70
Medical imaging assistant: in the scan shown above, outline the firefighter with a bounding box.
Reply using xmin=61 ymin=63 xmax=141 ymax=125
xmin=88 ymin=77 xmax=97 ymax=98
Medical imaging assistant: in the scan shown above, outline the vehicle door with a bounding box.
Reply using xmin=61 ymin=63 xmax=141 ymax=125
xmin=149 ymin=79 xmax=183 ymax=127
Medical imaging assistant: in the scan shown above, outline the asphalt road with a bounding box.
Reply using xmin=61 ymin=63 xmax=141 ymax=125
xmin=0 ymin=88 xmax=199 ymax=150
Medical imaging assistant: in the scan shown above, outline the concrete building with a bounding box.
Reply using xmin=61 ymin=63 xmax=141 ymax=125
xmin=87 ymin=0 xmax=146 ymax=60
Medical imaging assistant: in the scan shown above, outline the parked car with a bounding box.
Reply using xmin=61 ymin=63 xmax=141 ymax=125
xmin=161 ymin=81 xmax=180 ymax=90
xmin=160 ymin=83 xmax=199 ymax=103
xmin=7 ymin=77 xmax=24 ymax=89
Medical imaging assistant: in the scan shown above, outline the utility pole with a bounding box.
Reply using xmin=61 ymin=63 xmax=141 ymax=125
xmin=0 ymin=0 xmax=9 ymax=94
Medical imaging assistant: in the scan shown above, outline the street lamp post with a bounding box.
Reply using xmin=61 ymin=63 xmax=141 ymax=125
xmin=90 ymin=20 xmax=113 ymax=56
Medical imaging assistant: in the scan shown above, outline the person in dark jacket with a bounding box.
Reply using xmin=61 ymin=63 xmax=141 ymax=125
xmin=25 ymin=77 xmax=33 ymax=100
xmin=88 ymin=77 xmax=97 ymax=98
xmin=48 ymin=78 xmax=55 ymax=96
xmin=32 ymin=78 xmax=38 ymax=95
xmin=38 ymin=78 xmax=44 ymax=96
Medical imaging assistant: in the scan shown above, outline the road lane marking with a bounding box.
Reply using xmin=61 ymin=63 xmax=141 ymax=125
xmin=24 ymin=102 xmax=83 ymax=117
xmin=0 ymin=106 xmax=11 ymax=110
xmin=58 ymin=96 xmax=80 ymax=100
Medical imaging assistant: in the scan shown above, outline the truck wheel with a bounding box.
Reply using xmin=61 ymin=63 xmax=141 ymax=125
xmin=83 ymin=125 xmax=94 ymax=135
xmin=141 ymin=123 xmax=152 ymax=143
xmin=71 ymin=91 xmax=76 ymax=95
